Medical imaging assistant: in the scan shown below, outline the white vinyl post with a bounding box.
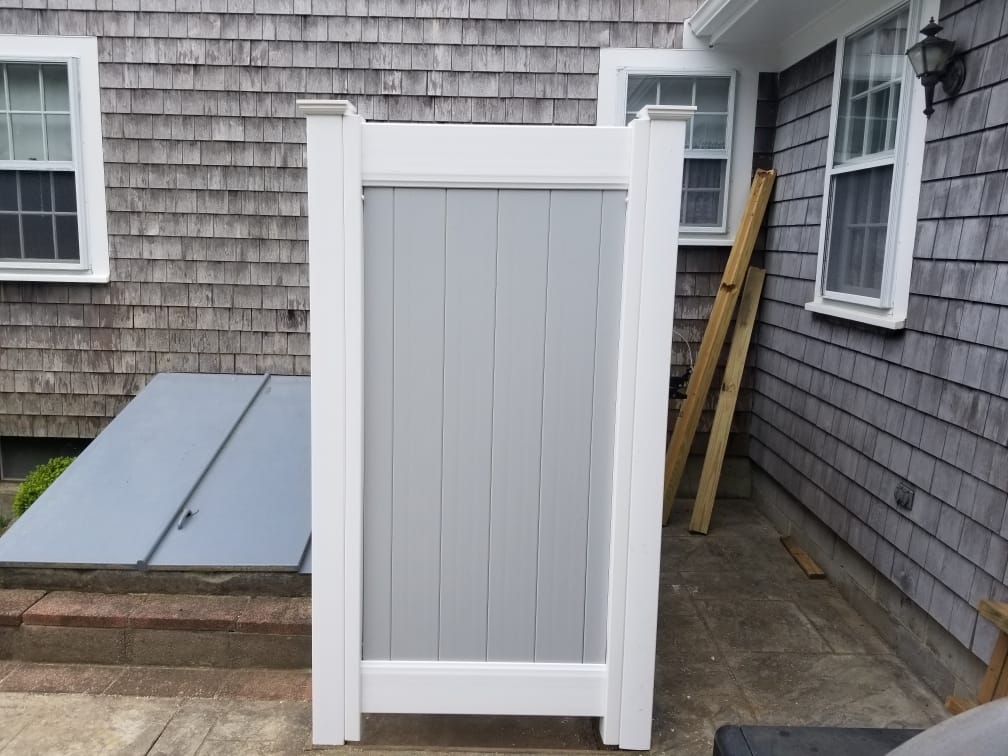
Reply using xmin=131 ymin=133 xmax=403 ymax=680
xmin=298 ymin=99 xmax=365 ymax=746
xmin=601 ymin=104 xmax=692 ymax=750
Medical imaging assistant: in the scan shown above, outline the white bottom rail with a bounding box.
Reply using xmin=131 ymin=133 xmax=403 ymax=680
xmin=360 ymin=661 xmax=607 ymax=716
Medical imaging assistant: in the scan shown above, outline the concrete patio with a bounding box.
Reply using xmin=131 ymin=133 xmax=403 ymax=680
xmin=0 ymin=499 xmax=945 ymax=755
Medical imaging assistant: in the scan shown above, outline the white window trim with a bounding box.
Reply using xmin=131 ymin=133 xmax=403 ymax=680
xmin=0 ymin=35 xmax=108 ymax=283
xmin=598 ymin=48 xmax=760 ymax=246
xmin=806 ymin=0 xmax=936 ymax=329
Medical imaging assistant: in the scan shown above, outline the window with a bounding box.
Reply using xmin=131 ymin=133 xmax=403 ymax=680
xmin=624 ymin=74 xmax=733 ymax=230
xmin=0 ymin=37 xmax=108 ymax=282
xmin=597 ymin=48 xmax=758 ymax=245
xmin=807 ymin=3 xmax=929 ymax=329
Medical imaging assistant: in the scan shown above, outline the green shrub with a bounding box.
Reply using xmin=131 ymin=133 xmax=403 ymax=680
xmin=12 ymin=456 xmax=75 ymax=517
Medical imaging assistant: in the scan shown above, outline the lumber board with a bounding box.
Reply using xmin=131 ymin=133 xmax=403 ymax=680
xmin=780 ymin=535 xmax=826 ymax=579
xmin=662 ymin=169 xmax=776 ymax=524
xmin=978 ymin=600 xmax=1008 ymax=634
xmin=944 ymin=695 xmax=977 ymax=715
xmin=977 ymin=631 xmax=1008 ymax=703
xmin=689 ymin=267 xmax=765 ymax=535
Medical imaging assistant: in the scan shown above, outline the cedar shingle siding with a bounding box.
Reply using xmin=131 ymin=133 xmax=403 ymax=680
xmin=0 ymin=0 xmax=702 ymax=439
xmin=752 ymin=0 xmax=1008 ymax=663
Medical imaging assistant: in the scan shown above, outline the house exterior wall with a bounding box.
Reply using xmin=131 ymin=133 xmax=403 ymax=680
xmin=0 ymin=0 xmax=724 ymax=444
xmin=751 ymin=0 xmax=1008 ymax=666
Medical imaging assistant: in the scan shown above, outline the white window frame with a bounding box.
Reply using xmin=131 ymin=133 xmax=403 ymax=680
xmin=598 ymin=48 xmax=761 ymax=246
xmin=622 ymin=71 xmax=736 ymax=234
xmin=0 ymin=35 xmax=108 ymax=283
xmin=806 ymin=0 xmax=934 ymax=329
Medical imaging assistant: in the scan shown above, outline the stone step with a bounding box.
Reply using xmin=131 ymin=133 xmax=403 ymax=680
xmin=0 ymin=589 xmax=310 ymax=670
xmin=0 ymin=660 xmax=310 ymax=701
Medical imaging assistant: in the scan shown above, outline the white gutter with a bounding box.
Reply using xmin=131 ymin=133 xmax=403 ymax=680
xmin=688 ymin=0 xmax=762 ymax=46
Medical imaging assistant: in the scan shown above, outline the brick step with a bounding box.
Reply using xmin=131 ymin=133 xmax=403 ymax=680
xmin=0 ymin=660 xmax=310 ymax=701
xmin=0 ymin=589 xmax=309 ymax=669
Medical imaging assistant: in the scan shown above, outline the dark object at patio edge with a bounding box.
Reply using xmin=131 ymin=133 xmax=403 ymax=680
xmin=713 ymin=725 xmax=922 ymax=755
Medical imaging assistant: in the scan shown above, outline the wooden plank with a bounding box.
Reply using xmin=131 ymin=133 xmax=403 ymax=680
xmin=978 ymin=600 xmax=1008 ymax=634
xmin=977 ymin=631 xmax=1008 ymax=703
xmin=944 ymin=695 xmax=977 ymax=715
xmin=780 ymin=535 xmax=826 ymax=579
xmin=535 ymin=190 xmax=603 ymax=663
xmin=689 ymin=267 xmax=765 ymax=535
xmin=438 ymin=189 xmax=498 ymax=661
xmin=486 ymin=189 xmax=550 ymax=662
xmin=662 ymin=168 xmax=776 ymax=524
xmin=390 ymin=188 xmax=446 ymax=661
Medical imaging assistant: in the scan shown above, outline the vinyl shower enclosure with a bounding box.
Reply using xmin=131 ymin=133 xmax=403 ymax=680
xmin=301 ymin=99 xmax=692 ymax=750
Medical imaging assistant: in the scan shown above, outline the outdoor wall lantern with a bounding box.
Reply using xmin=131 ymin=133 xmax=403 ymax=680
xmin=905 ymin=18 xmax=966 ymax=118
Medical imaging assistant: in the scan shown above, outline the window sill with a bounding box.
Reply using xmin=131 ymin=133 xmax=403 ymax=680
xmin=804 ymin=299 xmax=905 ymax=330
xmin=680 ymin=233 xmax=733 ymax=247
xmin=0 ymin=268 xmax=109 ymax=284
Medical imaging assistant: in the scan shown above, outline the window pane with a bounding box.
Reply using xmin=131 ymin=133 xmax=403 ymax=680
xmin=695 ymin=77 xmax=730 ymax=112
xmin=42 ymin=65 xmax=70 ymax=111
xmin=52 ymin=171 xmax=77 ymax=212
xmin=691 ymin=114 xmax=728 ymax=149
xmin=626 ymin=76 xmax=658 ymax=121
xmin=834 ymin=7 xmax=908 ymax=163
xmin=11 ymin=113 xmax=45 ymax=160
xmin=0 ymin=214 xmax=19 ymax=258
xmin=681 ymin=159 xmax=726 ymax=226
xmin=45 ymin=114 xmax=72 ymax=161
xmin=0 ymin=171 xmax=16 ymax=210
xmin=19 ymin=172 xmax=52 ymax=212
xmin=7 ymin=64 xmax=42 ymax=111
xmin=0 ymin=118 xmax=8 ymax=161
xmin=657 ymin=77 xmax=693 ymax=106
xmin=21 ymin=213 xmax=55 ymax=259
xmin=825 ymin=165 xmax=893 ymax=298
xmin=55 ymin=214 xmax=80 ymax=260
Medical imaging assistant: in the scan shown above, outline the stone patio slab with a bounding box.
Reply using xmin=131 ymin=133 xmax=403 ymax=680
xmin=0 ymin=589 xmax=45 ymax=626
xmin=726 ymin=651 xmax=945 ymax=728
xmin=0 ymin=662 xmax=123 ymax=695
xmin=695 ymin=598 xmax=832 ymax=654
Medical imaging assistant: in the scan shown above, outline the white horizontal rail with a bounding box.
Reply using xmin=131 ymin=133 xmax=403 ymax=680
xmin=361 ymin=123 xmax=633 ymax=189
xmin=361 ymin=661 xmax=607 ymax=716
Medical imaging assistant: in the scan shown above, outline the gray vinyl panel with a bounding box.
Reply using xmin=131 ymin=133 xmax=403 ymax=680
xmin=362 ymin=188 xmax=396 ymax=660
xmin=438 ymin=190 xmax=498 ymax=661
xmin=582 ymin=191 xmax=626 ymax=663
xmin=486 ymin=190 xmax=551 ymax=662
xmin=389 ymin=188 xmax=447 ymax=661
xmin=534 ymin=191 xmax=603 ymax=662
xmin=0 ymin=373 xmax=265 ymax=568
xmin=360 ymin=188 xmax=626 ymax=665
xmin=149 ymin=375 xmax=310 ymax=569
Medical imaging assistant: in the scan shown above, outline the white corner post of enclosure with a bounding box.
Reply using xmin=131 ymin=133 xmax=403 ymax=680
xmin=299 ymin=100 xmax=692 ymax=751
xmin=600 ymin=105 xmax=691 ymax=750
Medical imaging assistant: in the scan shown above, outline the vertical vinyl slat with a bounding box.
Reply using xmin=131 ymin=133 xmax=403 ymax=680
xmin=583 ymin=190 xmax=626 ymax=663
xmin=438 ymin=189 xmax=498 ymax=660
xmin=486 ymin=189 xmax=550 ymax=662
xmin=361 ymin=187 xmax=394 ymax=660
xmin=534 ymin=190 xmax=602 ymax=662
xmin=390 ymin=187 xmax=446 ymax=660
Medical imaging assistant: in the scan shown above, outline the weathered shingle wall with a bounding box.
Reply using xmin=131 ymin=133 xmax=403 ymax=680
xmin=751 ymin=0 xmax=1008 ymax=663
xmin=0 ymin=0 xmax=702 ymax=439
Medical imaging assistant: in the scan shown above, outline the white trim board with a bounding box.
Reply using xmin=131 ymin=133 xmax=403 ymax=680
xmin=360 ymin=123 xmax=633 ymax=189
xmin=361 ymin=661 xmax=607 ymax=716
